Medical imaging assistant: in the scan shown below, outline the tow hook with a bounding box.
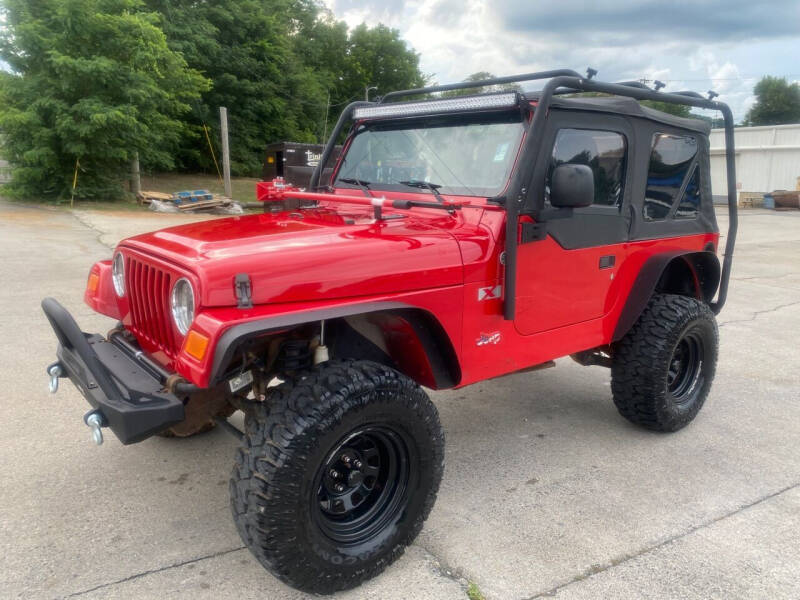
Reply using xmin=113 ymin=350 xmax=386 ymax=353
xmin=48 ymin=363 xmax=63 ymax=393
xmin=84 ymin=410 xmax=106 ymax=446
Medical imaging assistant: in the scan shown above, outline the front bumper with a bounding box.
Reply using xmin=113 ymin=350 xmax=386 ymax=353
xmin=42 ymin=298 xmax=185 ymax=444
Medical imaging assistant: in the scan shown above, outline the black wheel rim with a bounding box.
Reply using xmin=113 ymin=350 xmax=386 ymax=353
xmin=311 ymin=425 xmax=411 ymax=546
xmin=667 ymin=329 xmax=705 ymax=405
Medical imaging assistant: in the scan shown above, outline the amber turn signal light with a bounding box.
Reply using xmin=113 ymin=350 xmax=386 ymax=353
xmin=183 ymin=330 xmax=209 ymax=361
xmin=86 ymin=272 xmax=100 ymax=294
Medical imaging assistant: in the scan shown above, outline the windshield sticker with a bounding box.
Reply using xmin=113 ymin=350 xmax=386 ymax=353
xmin=493 ymin=142 xmax=509 ymax=162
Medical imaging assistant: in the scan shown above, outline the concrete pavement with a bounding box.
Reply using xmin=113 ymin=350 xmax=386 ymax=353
xmin=1 ymin=201 xmax=798 ymax=599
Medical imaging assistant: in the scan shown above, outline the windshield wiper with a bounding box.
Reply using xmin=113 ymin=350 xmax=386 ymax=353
xmin=337 ymin=177 xmax=373 ymax=198
xmin=398 ymin=180 xmax=445 ymax=203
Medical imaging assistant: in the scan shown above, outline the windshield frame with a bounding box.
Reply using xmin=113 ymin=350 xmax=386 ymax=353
xmin=332 ymin=110 xmax=526 ymax=200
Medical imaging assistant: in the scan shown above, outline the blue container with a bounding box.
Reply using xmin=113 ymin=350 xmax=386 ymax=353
xmin=172 ymin=190 xmax=213 ymax=204
xmin=764 ymin=194 xmax=774 ymax=209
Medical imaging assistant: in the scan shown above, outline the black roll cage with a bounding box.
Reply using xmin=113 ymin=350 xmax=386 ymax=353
xmin=309 ymin=69 xmax=737 ymax=318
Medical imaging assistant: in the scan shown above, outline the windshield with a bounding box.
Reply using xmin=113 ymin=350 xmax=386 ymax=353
xmin=335 ymin=113 xmax=525 ymax=197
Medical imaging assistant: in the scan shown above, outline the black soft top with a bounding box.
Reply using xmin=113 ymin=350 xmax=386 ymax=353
xmin=527 ymin=94 xmax=711 ymax=135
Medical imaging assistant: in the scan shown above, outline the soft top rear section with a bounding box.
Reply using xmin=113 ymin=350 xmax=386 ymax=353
xmin=535 ymin=95 xmax=711 ymax=135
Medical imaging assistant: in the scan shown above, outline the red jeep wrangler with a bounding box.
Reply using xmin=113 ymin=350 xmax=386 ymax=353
xmin=43 ymin=69 xmax=737 ymax=594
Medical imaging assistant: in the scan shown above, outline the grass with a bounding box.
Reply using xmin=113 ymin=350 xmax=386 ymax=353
xmin=466 ymin=582 xmax=486 ymax=600
xmin=140 ymin=172 xmax=260 ymax=204
xmin=69 ymin=198 xmax=145 ymax=211
xmin=3 ymin=172 xmax=263 ymax=211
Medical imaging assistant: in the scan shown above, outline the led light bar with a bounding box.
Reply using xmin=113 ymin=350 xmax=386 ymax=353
xmin=353 ymin=93 xmax=519 ymax=120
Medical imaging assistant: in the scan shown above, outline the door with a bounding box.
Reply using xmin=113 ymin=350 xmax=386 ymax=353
xmin=514 ymin=111 xmax=633 ymax=336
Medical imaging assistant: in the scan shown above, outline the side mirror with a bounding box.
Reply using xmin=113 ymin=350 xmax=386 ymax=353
xmin=551 ymin=164 xmax=594 ymax=208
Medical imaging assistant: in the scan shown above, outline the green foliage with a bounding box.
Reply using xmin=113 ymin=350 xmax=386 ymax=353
xmin=745 ymin=76 xmax=800 ymax=126
xmin=143 ymin=0 xmax=323 ymax=175
xmin=343 ymin=24 xmax=426 ymax=100
xmin=0 ymin=0 xmax=208 ymax=200
xmin=301 ymin=20 xmax=425 ymax=147
xmin=466 ymin=582 xmax=486 ymax=600
xmin=147 ymin=3 xmax=426 ymax=175
xmin=0 ymin=0 xmax=427 ymax=197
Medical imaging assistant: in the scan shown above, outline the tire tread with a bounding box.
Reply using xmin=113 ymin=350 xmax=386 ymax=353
xmin=611 ymin=293 xmax=718 ymax=432
xmin=230 ymin=359 xmax=444 ymax=593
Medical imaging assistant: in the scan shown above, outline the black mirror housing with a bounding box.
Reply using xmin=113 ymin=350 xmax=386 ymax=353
xmin=551 ymin=164 xmax=594 ymax=208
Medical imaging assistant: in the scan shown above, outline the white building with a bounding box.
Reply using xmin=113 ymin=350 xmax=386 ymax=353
xmin=709 ymin=123 xmax=800 ymax=204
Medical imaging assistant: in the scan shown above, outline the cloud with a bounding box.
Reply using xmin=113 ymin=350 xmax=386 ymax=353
xmin=324 ymin=0 xmax=800 ymax=121
xmin=497 ymin=0 xmax=800 ymax=41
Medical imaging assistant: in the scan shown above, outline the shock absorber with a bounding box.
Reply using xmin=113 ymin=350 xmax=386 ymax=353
xmin=314 ymin=320 xmax=330 ymax=365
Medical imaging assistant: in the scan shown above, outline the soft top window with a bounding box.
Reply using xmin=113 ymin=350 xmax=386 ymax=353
xmin=644 ymin=133 xmax=698 ymax=221
xmin=335 ymin=113 xmax=525 ymax=198
xmin=676 ymin=167 xmax=701 ymax=219
xmin=546 ymin=128 xmax=627 ymax=208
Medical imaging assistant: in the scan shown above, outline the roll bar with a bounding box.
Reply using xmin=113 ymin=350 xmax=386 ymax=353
xmin=309 ymin=101 xmax=370 ymax=191
xmin=378 ymin=69 xmax=584 ymax=103
xmin=309 ymin=70 xmax=737 ymax=318
xmin=502 ymin=75 xmax=737 ymax=318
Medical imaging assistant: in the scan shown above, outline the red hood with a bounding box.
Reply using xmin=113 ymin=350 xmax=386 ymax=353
xmin=120 ymin=208 xmax=464 ymax=307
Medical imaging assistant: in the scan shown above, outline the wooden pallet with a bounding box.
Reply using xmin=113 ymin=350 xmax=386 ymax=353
xmin=137 ymin=190 xmax=173 ymax=205
xmin=139 ymin=189 xmax=234 ymax=212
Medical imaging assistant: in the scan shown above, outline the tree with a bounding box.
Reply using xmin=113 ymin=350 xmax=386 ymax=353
xmin=343 ymin=24 xmax=425 ymax=101
xmin=0 ymin=0 xmax=208 ymax=200
xmin=146 ymin=3 xmax=427 ymax=174
xmin=144 ymin=0 xmax=330 ymax=175
xmin=745 ymin=76 xmax=800 ymax=126
xmin=305 ymin=22 xmax=426 ymax=143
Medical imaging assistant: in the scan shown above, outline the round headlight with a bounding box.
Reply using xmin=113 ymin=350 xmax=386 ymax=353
xmin=112 ymin=252 xmax=125 ymax=297
xmin=171 ymin=278 xmax=195 ymax=335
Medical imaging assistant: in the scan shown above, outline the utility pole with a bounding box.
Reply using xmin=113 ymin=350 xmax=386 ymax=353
xmin=130 ymin=152 xmax=141 ymax=197
xmin=365 ymin=85 xmax=378 ymax=101
xmin=219 ymin=107 xmax=232 ymax=198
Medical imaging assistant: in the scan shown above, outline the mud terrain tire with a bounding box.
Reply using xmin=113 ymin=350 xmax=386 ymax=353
xmin=611 ymin=293 xmax=718 ymax=432
xmin=230 ymin=359 xmax=444 ymax=594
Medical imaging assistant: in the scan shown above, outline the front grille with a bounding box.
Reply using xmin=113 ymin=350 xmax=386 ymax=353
xmin=125 ymin=256 xmax=178 ymax=357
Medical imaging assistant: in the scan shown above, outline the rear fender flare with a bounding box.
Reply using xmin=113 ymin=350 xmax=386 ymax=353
xmin=612 ymin=250 xmax=720 ymax=342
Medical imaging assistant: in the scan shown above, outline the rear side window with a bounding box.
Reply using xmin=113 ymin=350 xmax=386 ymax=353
xmin=676 ymin=167 xmax=701 ymax=218
xmin=547 ymin=128 xmax=627 ymax=208
xmin=644 ymin=133 xmax=698 ymax=221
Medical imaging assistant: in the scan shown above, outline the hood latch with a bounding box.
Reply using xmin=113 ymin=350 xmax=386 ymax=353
xmin=235 ymin=273 xmax=253 ymax=309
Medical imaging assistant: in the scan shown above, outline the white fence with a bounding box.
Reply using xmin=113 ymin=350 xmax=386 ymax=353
xmin=0 ymin=159 xmax=10 ymax=184
xmin=709 ymin=123 xmax=800 ymax=203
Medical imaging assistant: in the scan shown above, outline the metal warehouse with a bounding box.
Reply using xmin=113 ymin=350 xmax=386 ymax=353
xmin=710 ymin=123 xmax=800 ymax=203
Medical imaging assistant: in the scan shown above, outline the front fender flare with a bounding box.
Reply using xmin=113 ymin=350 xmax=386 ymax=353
xmin=208 ymin=301 xmax=461 ymax=389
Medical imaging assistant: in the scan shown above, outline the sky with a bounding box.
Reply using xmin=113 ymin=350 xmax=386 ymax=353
xmin=324 ymin=0 xmax=800 ymax=121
